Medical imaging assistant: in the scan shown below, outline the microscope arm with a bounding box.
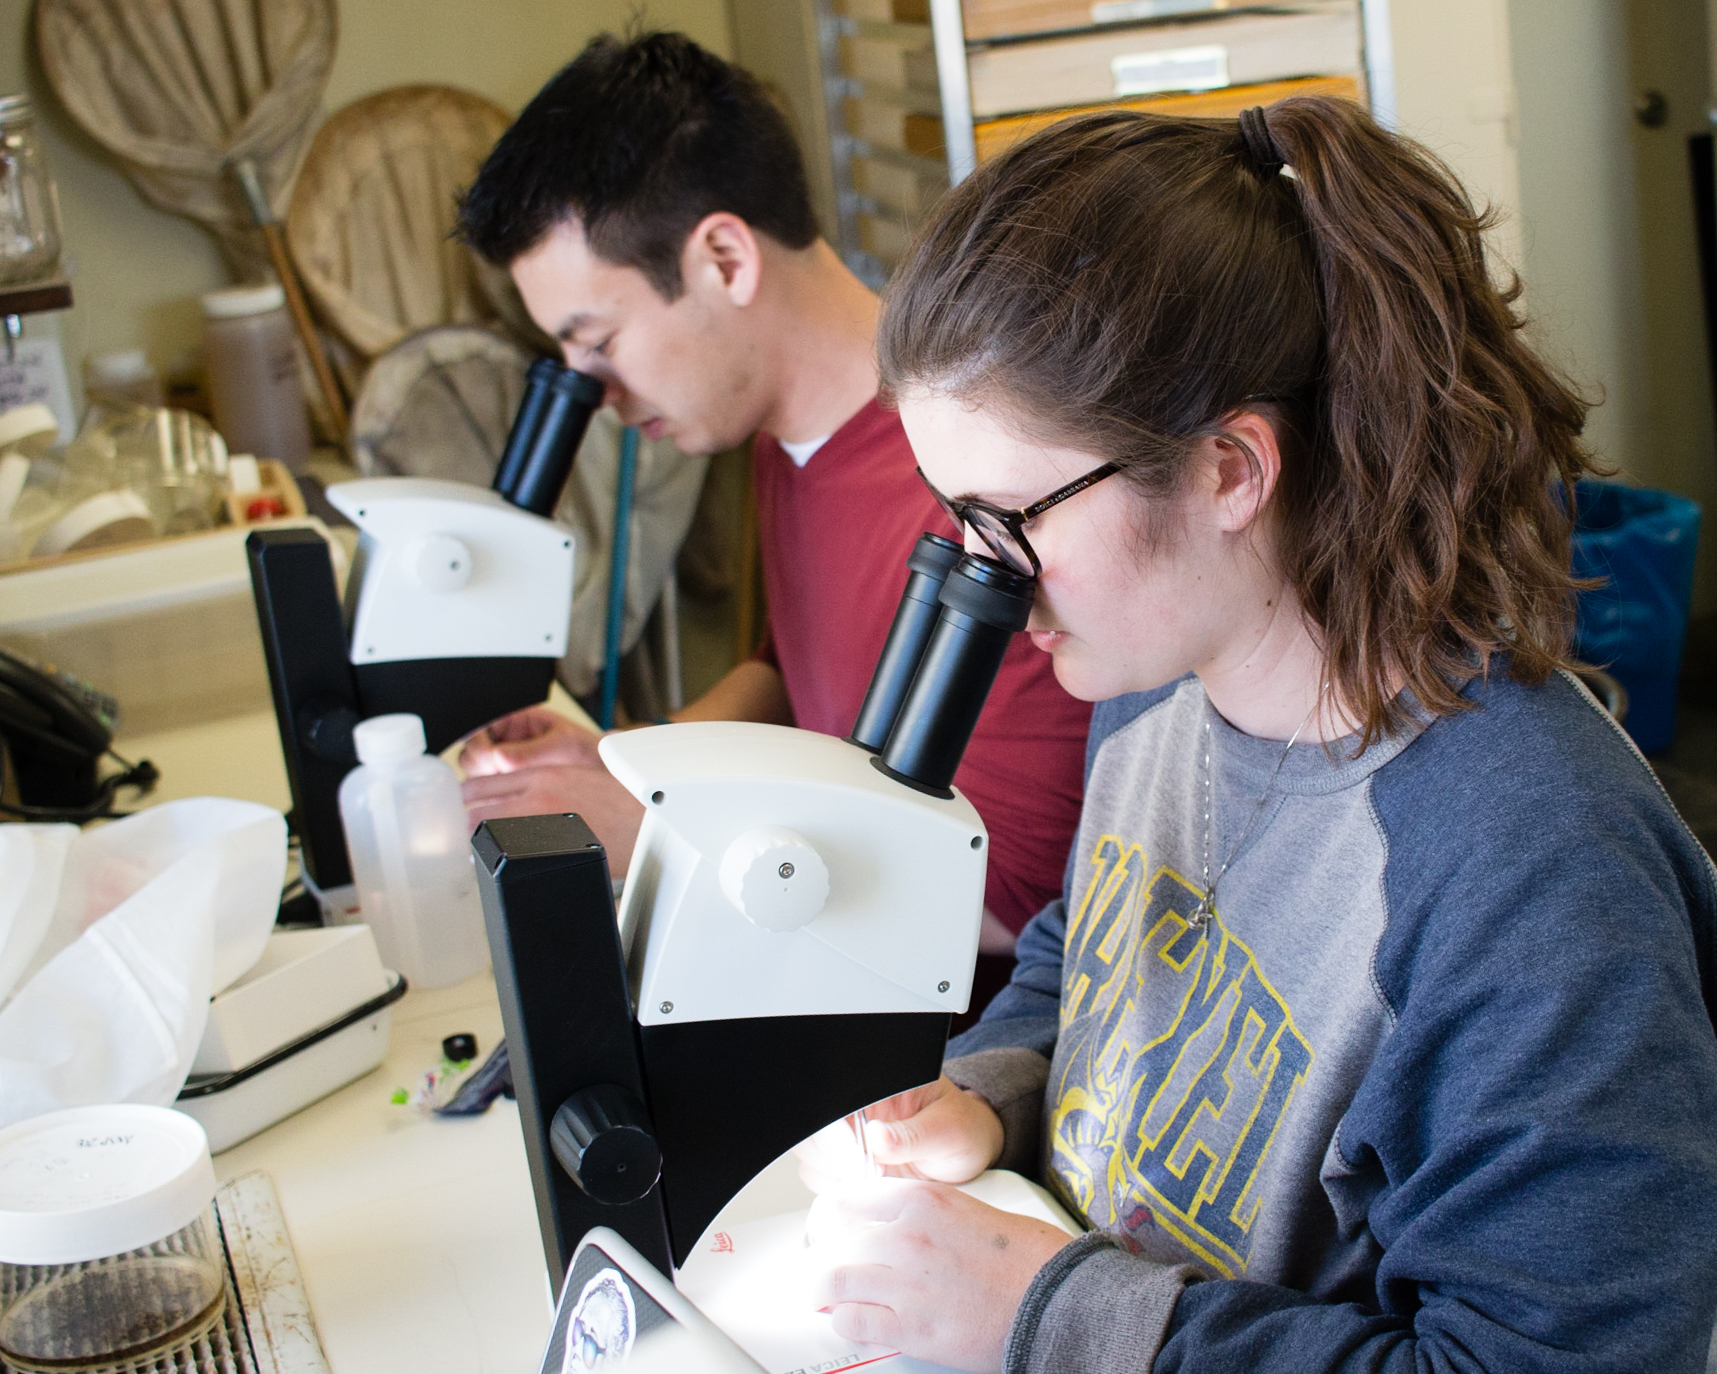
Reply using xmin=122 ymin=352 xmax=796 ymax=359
xmin=248 ymin=484 xmax=573 ymax=892
xmin=248 ymin=362 xmax=602 ymax=897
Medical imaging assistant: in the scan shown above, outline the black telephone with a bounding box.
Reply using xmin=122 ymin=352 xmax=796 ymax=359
xmin=0 ymin=648 xmax=157 ymax=820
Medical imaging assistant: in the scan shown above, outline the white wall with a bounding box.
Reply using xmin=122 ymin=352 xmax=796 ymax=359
xmin=1387 ymin=0 xmax=1717 ymax=610
xmin=1507 ymin=0 xmax=1647 ymax=479
xmin=1 ymin=0 xmax=734 ymax=411
xmin=1385 ymin=0 xmax=1524 ymax=267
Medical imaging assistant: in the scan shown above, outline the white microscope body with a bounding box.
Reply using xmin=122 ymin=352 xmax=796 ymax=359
xmin=603 ymin=722 xmax=987 ymax=1026
xmin=328 ymin=477 xmax=575 ymax=667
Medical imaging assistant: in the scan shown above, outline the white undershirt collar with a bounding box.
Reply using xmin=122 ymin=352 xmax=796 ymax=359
xmin=778 ymin=433 xmax=831 ymax=467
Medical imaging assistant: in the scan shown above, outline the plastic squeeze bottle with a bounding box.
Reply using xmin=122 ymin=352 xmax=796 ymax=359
xmin=338 ymin=714 xmax=490 ymax=989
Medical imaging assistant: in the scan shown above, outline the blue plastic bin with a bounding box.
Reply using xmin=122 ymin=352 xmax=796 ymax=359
xmin=1571 ymin=480 xmax=1701 ymax=755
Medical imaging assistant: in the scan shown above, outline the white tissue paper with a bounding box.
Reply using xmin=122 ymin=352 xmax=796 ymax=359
xmin=0 ymin=798 xmax=286 ymax=1130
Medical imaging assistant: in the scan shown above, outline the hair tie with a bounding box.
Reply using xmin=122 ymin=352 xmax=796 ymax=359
xmin=1237 ymin=106 xmax=1290 ymax=179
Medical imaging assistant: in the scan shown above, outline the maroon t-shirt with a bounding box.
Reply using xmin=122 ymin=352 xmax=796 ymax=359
xmin=753 ymin=398 xmax=1090 ymax=934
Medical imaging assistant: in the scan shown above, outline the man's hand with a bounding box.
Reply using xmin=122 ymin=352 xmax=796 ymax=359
xmin=459 ymin=706 xmax=603 ymax=774
xmin=810 ymin=1179 xmax=1070 ymax=1373
xmin=796 ymin=1076 xmax=1004 ymax=1194
xmin=458 ymin=707 xmax=645 ymax=874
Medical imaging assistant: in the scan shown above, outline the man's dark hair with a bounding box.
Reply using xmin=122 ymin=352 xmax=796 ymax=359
xmin=458 ymin=32 xmax=818 ymax=297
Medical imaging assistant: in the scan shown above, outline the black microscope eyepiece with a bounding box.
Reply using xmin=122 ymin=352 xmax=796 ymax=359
xmin=849 ymin=532 xmax=964 ymax=754
xmin=493 ymin=360 xmax=606 ymax=516
xmin=871 ymin=551 xmax=1036 ymax=798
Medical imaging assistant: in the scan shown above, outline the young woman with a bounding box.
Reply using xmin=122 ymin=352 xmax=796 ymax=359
xmin=798 ymin=99 xmax=1717 ymax=1372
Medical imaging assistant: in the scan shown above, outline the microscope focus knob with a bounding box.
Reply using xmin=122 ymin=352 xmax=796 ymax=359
xmin=550 ymin=1086 xmax=662 ymax=1206
xmin=408 ymin=533 xmax=473 ymax=594
xmin=718 ymin=826 xmax=830 ymax=932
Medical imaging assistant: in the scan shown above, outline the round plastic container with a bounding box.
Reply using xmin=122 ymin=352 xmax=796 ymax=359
xmin=0 ymin=1105 xmax=225 ymax=1371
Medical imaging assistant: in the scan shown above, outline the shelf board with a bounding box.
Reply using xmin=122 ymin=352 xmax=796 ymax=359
xmin=0 ymin=277 xmax=73 ymax=317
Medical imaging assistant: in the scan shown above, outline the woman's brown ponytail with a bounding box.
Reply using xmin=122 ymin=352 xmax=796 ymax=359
xmin=878 ymin=96 xmax=1599 ymax=748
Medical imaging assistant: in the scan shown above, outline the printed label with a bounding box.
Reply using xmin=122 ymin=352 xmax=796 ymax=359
xmin=1111 ymin=43 xmax=1229 ymax=97
xmin=1092 ymin=0 xmax=1223 ymax=25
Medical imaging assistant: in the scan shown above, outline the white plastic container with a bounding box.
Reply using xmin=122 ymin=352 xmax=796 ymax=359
xmin=0 ymin=1105 xmax=224 ymax=1371
xmin=338 ymin=713 xmax=490 ymax=989
xmin=201 ymin=284 xmax=312 ymax=474
xmin=84 ymin=349 xmax=164 ymax=411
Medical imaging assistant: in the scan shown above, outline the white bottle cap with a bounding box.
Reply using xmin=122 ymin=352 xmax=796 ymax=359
xmin=0 ymin=454 xmax=28 ymax=523
xmin=227 ymin=454 xmax=262 ymax=495
xmin=354 ymin=713 xmax=428 ymax=766
xmin=201 ymin=283 xmax=286 ymax=319
xmin=87 ymin=349 xmax=155 ymax=384
xmin=0 ymin=1105 xmax=216 ymax=1265
xmin=0 ymin=403 xmax=58 ymax=451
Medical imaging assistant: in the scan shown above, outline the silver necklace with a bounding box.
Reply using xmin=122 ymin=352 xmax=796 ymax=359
xmin=1189 ymin=698 xmax=1320 ymax=930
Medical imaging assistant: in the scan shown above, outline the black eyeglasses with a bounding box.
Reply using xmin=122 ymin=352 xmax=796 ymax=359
xmin=916 ymin=461 xmax=1120 ymax=577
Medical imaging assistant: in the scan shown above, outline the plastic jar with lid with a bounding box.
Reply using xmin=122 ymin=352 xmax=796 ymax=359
xmin=201 ymin=283 xmax=312 ymax=474
xmin=0 ymin=1105 xmax=226 ymax=1371
xmin=84 ymin=349 xmax=165 ymax=411
xmin=0 ymin=95 xmax=63 ymax=286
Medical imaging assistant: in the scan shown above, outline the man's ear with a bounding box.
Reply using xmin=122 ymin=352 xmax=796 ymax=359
xmin=1207 ymin=409 xmax=1283 ymax=535
xmin=682 ymin=212 xmax=762 ymax=308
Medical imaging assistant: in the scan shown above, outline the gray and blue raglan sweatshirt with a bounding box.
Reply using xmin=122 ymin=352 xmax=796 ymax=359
xmin=945 ymin=669 xmax=1717 ymax=1373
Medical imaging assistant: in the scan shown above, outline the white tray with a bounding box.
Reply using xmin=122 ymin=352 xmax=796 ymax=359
xmin=178 ymin=973 xmax=406 ymax=1154
xmin=196 ymin=926 xmax=391 ymax=1075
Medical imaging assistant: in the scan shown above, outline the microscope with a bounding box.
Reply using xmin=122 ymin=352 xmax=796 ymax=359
xmin=246 ymin=360 xmax=603 ymax=910
xmin=473 ymin=532 xmax=1036 ymax=1286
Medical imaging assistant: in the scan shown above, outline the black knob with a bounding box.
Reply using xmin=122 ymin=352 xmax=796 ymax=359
xmin=297 ymin=697 xmax=359 ymax=764
xmin=550 ymin=1085 xmax=661 ymax=1205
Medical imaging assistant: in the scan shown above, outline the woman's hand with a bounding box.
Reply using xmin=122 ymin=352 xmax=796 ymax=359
xmin=796 ymin=1076 xmax=1005 ymax=1193
xmin=811 ymin=1179 xmax=1070 ymax=1373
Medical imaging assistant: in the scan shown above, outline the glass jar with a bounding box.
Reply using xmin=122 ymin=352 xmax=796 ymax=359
xmin=0 ymin=1106 xmax=226 ymax=1372
xmin=0 ymin=96 xmax=63 ymax=287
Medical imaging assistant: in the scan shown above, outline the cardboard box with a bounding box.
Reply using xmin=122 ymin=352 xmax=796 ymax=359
xmin=837 ymin=0 xmax=931 ymax=24
xmin=966 ymin=2 xmax=1362 ymax=119
xmin=846 ymin=98 xmax=947 ymax=158
xmin=973 ymin=72 xmax=1363 ymax=161
xmin=853 ymin=153 xmax=950 ymax=218
xmin=0 ymin=514 xmax=339 ymax=735
xmin=962 ymin=0 xmax=1244 ymax=44
xmin=859 ymin=211 xmax=915 ymax=269
xmin=840 ymin=32 xmax=940 ymax=94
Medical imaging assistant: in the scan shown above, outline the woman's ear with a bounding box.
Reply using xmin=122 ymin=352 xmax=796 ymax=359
xmin=1208 ymin=410 xmax=1283 ymax=535
xmin=682 ymin=212 xmax=763 ymax=308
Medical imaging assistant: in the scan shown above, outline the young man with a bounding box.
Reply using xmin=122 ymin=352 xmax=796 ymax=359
xmin=453 ymin=32 xmax=1090 ymax=953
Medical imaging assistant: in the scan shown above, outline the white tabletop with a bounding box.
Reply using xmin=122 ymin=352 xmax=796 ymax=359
xmin=213 ymin=974 xmax=553 ymax=1374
